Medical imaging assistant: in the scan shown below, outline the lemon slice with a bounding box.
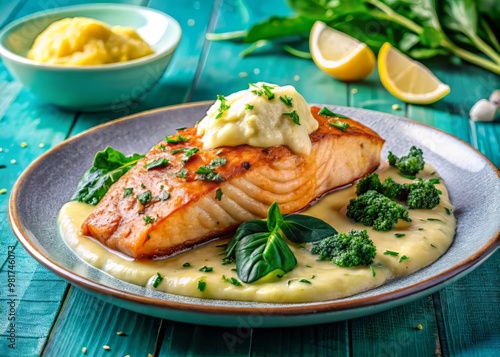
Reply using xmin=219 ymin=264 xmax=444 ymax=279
xmin=378 ymin=42 xmax=450 ymax=104
xmin=310 ymin=21 xmax=375 ymax=82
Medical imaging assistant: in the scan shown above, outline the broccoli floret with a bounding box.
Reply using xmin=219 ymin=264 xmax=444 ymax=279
xmin=356 ymin=174 xmax=407 ymax=200
xmin=405 ymin=178 xmax=441 ymax=209
xmin=311 ymin=230 xmax=376 ymax=267
xmin=346 ymin=190 xmax=411 ymax=231
xmin=388 ymin=146 xmax=425 ymax=176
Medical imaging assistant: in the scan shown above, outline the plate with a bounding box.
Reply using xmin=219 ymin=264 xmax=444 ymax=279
xmin=9 ymin=102 xmax=500 ymax=327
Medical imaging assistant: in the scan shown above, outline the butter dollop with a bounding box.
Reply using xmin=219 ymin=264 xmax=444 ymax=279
xmin=196 ymin=83 xmax=319 ymax=155
xmin=28 ymin=17 xmax=154 ymax=65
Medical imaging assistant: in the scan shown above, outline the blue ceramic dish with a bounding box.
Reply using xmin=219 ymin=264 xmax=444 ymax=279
xmin=9 ymin=103 xmax=500 ymax=327
xmin=0 ymin=4 xmax=181 ymax=111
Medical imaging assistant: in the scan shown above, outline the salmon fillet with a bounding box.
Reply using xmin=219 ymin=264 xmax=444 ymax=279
xmin=82 ymin=106 xmax=384 ymax=259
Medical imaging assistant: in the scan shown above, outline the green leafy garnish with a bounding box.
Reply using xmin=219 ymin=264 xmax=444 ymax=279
xmin=165 ymin=135 xmax=188 ymax=144
xmin=71 ymin=147 xmax=144 ymax=205
xmin=279 ymin=95 xmax=293 ymax=107
xmin=395 ymin=233 xmax=406 ymax=238
xmin=283 ymin=110 xmax=300 ymax=125
xmin=299 ymin=279 xmax=311 ymax=284
xmin=145 ymin=158 xmax=169 ymax=170
xmin=183 ymin=262 xmax=191 ymax=267
xmin=172 ymin=147 xmax=200 ymax=164
xmin=216 ymin=94 xmax=231 ymax=119
xmin=215 ymin=188 xmax=223 ymax=201
xmin=384 ymin=250 xmax=399 ymax=256
xmin=445 ymin=207 xmax=452 ymax=215
xmin=319 ymin=107 xmax=349 ymax=119
xmin=152 ymin=273 xmax=163 ymax=288
xmin=177 ymin=168 xmax=188 ymax=179
xmin=123 ymin=187 xmax=133 ymax=198
xmin=199 ymin=266 xmax=213 ymax=272
xmin=245 ymin=103 xmax=254 ymax=110
xmin=196 ymin=157 xmax=227 ymax=182
xmin=281 ymin=214 xmax=337 ymax=243
xmin=143 ymin=215 xmax=156 ymax=225
xmin=222 ymin=275 xmax=242 ymax=286
xmin=399 ymin=255 xmax=409 ymax=263
xmin=328 ymin=121 xmax=350 ymax=132
xmin=153 ymin=191 xmax=170 ymax=202
xmin=250 ymin=83 xmax=275 ymax=100
xmin=197 ymin=279 xmax=206 ymax=292
xmin=137 ymin=191 xmax=152 ymax=206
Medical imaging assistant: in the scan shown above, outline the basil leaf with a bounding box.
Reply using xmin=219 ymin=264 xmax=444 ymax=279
xmin=71 ymin=147 xmax=144 ymax=205
xmin=226 ymin=220 xmax=268 ymax=258
xmin=235 ymin=230 xmax=296 ymax=283
xmin=281 ymin=214 xmax=338 ymax=243
xmin=267 ymin=202 xmax=284 ymax=231
xmin=244 ymin=16 xmax=315 ymax=43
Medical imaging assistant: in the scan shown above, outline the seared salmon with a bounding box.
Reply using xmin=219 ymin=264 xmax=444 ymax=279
xmin=82 ymin=106 xmax=384 ymax=258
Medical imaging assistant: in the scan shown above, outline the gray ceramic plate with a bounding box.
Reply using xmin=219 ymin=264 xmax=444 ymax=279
xmin=9 ymin=102 xmax=500 ymax=327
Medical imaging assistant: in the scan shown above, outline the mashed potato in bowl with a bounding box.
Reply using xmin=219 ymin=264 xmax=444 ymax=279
xmin=28 ymin=17 xmax=154 ymax=65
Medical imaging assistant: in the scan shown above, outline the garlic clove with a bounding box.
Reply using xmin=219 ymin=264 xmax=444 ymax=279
xmin=469 ymin=99 xmax=498 ymax=122
xmin=489 ymin=90 xmax=500 ymax=107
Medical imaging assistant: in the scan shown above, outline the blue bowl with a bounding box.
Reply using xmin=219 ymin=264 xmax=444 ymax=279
xmin=0 ymin=4 xmax=182 ymax=111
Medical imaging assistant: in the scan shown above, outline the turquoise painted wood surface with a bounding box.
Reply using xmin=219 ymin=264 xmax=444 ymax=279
xmin=0 ymin=1 xmax=499 ymax=357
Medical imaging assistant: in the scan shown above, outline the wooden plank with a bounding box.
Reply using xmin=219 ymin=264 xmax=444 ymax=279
xmin=70 ymin=0 xmax=216 ymax=133
xmin=42 ymin=286 xmax=162 ymax=356
xmin=474 ymin=122 xmax=500 ymax=168
xmin=434 ymin=250 xmax=500 ymax=356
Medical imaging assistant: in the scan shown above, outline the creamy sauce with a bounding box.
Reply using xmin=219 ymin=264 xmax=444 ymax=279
xmin=28 ymin=17 xmax=154 ymax=65
xmin=59 ymin=164 xmax=456 ymax=303
xmin=196 ymin=83 xmax=318 ymax=155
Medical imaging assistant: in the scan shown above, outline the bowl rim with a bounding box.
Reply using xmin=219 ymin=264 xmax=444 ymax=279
xmin=0 ymin=3 xmax=182 ymax=71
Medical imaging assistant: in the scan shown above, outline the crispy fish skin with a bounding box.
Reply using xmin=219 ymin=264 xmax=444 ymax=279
xmin=82 ymin=106 xmax=384 ymax=258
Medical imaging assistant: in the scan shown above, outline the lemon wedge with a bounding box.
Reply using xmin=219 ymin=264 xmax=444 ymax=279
xmin=310 ymin=21 xmax=375 ymax=82
xmin=378 ymin=42 xmax=450 ymax=104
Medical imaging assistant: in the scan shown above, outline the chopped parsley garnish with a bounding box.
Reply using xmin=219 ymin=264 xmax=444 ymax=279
xmin=196 ymin=157 xmax=227 ymax=182
xmin=299 ymin=279 xmax=311 ymax=284
xmin=172 ymin=147 xmax=200 ymax=164
xmin=141 ymin=183 xmax=146 ymax=189
xmin=445 ymin=207 xmax=452 ymax=215
xmin=199 ymin=266 xmax=213 ymax=272
xmin=222 ymin=275 xmax=242 ymax=286
xmin=418 ymin=228 xmax=424 ymax=231
xmin=176 ymin=126 xmax=187 ymax=131
xmin=287 ymin=279 xmax=296 ymax=286
xmin=283 ymin=110 xmax=300 ymax=125
xmin=158 ymin=144 xmax=166 ymax=151
xmin=245 ymin=103 xmax=254 ymax=110
xmin=318 ymin=107 xmax=349 ymax=119
xmin=123 ymin=187 xmax=133 ymax=198
xmin=252 ymin=89 xmax=263 ymax=96
xmin=279 ymin=95 xmax=293 ymax=107
xmin=429 ymin=178 xmax=440 ymax=184
xmin=145 ymin=158 xmax=169 ymax=170
xmin=384 ymin=250 xmax=399 ymax=256
xmin=177 ymin=168 xmax=188 ymax=179
xmin=222 ymin=256 xmax=235 ymax=265
xmin=430 ymin=244 xmax=437 ymax=248
xmin=152 ymin=272 xmax=163 ymax=288
xmin=395 ymin=233 xmax=406 ymax=238
xmin=215 ymin=188 xmax=223 ymax=201
xmin=328 ymin=121 xmax=350 ymax=132
xmin=153 ymin=191 xmax=170 ymax=202
xmin=138 ymin=191 xmax=152 ymax=205
xmin=399 ymin=255 xmax=409 ymax=263
xmin=216 ymin=94 xmax=230 ymax=119
xmin=370 ymin=265 xmax=376 ymax=277
xmin=165 ymin=135 xmax=188 ymax=144
xmin=197 ymin=280 xmax=206 ymax=292
xmin=143 ymin=215 xmax=156 ymax=225
xmin=427 ymin=218 xmax=443 ymax=222
xmin=183 ymin=262 xmax=191 ymax=267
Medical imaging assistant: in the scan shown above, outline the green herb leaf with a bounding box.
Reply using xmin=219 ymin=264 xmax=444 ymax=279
xmin=281 ymin=214 xmax=337 ymax=243
xmin=384 ymin=250 xmax=399 ymax=256
xmin=215 ymin=188 xmax=223 ymax=201
xmin=143 ymin=215 xmax=156 ymax=225
xmin=328 ymin=121 xmax=350 ymax=132
xmin=183 ymin=262 xmax=191 ymax=267
xmin=319 ymin=107 xmax=349 ymax=119
xmin=145 ymin=158 xmax=169 ymax=170
xmin=199 ymin=266 xmax=213 ymax=272
xmin=216 ymin=94 xmax=231 ymax=119
xmin=153 ymin=191 xmax=170 ymax=202
xmin=445 ymin=207 xmax=452 ymax=215
xmin=165 ymin=135 xmax=188 ymax=144
xmin=197 ymin=280 xmax=206 ymax=292
xmin=172 ymin=147 xmax=200 ymax=164
xmin=71 ymin=147 xmax=144 ymax=205
xmin=395 ymin=233 xmax=406 ymax=238
xmin=279 ymin=95 xmax=293 ymax=107
xmin=299 ymin=279 xmax=311 ymax=284
xmin=244 ymin=16 xmax=315 ymax=43
xmin=152 ymin=272 xmax=163 ymax=288
xmin=399 ymin=255 xmax=409 ymax=263
xmin=283 ymin=110 xmax=300 ymax=125
xmin=123 ymin=187 xmax=133 ymax=198
xmin=370 ymin=265 xmax=376 ymax=277
xmin=267 ymin=202 xmax=284 ymax=231
xmin=177 ymin=168 xmax=188 ymax=179
xmin=222 ymin=275 xmax=242 ymax=286
xmin=137 ymin=191 xmax=152 ymax=206
xmin=245 ymin=103 xmax=254 ymax=110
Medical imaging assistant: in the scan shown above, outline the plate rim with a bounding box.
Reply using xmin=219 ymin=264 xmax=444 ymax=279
xmin=8 ymin=101 xmax=500 ymax=317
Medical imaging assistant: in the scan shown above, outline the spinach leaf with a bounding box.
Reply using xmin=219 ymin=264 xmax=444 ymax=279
xmin=71 ymin=147 xmax=144 ymax=205
xmin=281 ymin=214 xmax=338 ymax=243
xmin=225 ymin=220 xmax=268 ymax=257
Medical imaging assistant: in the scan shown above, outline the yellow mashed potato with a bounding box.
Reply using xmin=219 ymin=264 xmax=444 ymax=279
xmin=28 ymin=17 xmax=154 ymax=65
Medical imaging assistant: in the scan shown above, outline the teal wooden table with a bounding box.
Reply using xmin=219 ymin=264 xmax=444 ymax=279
xmin=1 ymin=1 xmax=499 ymax=356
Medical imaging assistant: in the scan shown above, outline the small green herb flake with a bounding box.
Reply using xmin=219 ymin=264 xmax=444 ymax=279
xmin=384 ymin=250 xmax=399 ymax=256
xmin=319 ymin=107 xmax=349 ymax=119
xmin=176 ymin=126 xmax=187 ymax=131
xmin=283 ymin=110 xmax=300 ymax=125
xmin=395 ymin=233 xmax=406 ymax=238
xmin=215 ymin=188 xmax=223 ymax=201
xmin=399 ymin=255 xmax=409 ymax=263
xmin=245 ymin=103 xmax=254 ymax=110
xmin=430 ymin=244 xmax=437 ymax=248
xmin=138 ymin=191 xmax=152 ymax=205
xmin=165 ymin=135 xmax=188 ymax=144
xmin=199 ymin=266 xmax=213 ymax=272
xmin=145 ymin=158 xmax=169 ymax=170
xmin=216 ymin=149 xmax=223 ymax=156
xmin=177 ymin=168 xmax=188 ymax=179
xmin=261 ymin=84 xmax=275 ymax=100
xmin=183 ymin=262 xmax=191 ymax=267
xmin=370 ymin=265 xmax=376 ymax=277
xmin=222 ymin=275 xmax=242 ymax=286
xmin=153 ymin=191 xmax=170 ymax=202
xmin=172 ymin=147 xmax=200 ymax=164
xmin=216 ymin=94 xmax=231 ymax=119
xmin=429 ymin=178 xmax=440 ymax=184
xmin=123 ymin=187 xmax=133 ymax=198
xmin=141 ymin=183 xmax=146 ymax=189
xmin=222 ymin=256 xmax=235 ymax=265
xmin=328 ymin=121 xmax=350 ymax=132
xmin=158 ymin=144 xmax=166 ymax=151
xmin=143 ymin=215 xmax=156 ymax=225
xmin=427 ymin=218 xmax=442 ymax=222
xmin=418 ymin=228 xmax=424 ymax=231
xmin=197 ymin=280 xmax=206 ymax=292
xmin=279 ymin=95 xmax=293 ymax=107
xmin=287 ymin=279 xmax=296 ymax=286
xmin=152 ymin=272 xmax=163 ymax=288
xmin=445 ymin=207 xmax=452 ymax=215
xmin=299 ymin=279 xmax=311 ymax=284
